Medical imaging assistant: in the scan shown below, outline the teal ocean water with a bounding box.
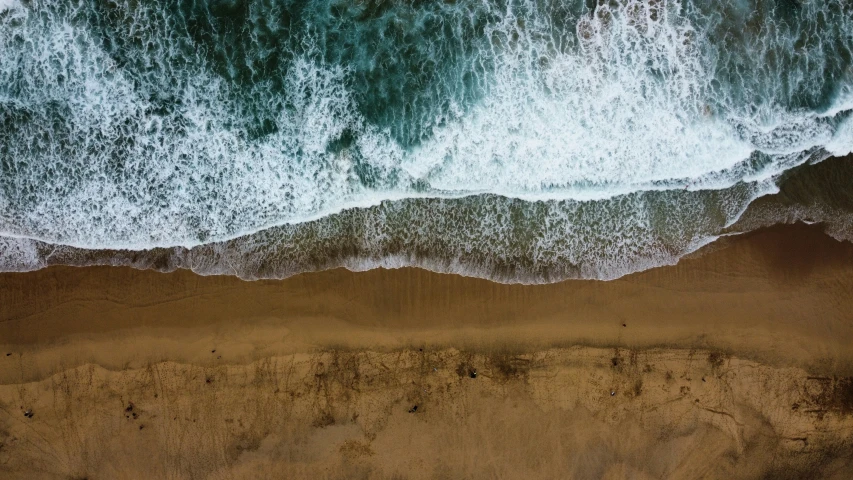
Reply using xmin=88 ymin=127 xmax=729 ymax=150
xmin=1 ymin=0 xmax=852 ymax=281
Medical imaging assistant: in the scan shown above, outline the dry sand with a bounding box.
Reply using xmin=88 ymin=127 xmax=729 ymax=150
xmin=1 ymin=224 xmax=852 ymax=479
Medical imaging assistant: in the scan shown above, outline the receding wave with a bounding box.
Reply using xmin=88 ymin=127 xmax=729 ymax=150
xmin=1 ymin=0 xmax=852 ymax=281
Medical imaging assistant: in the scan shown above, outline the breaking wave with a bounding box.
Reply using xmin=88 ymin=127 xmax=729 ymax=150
xmin=1 ymin=0 xmax=851 ymax=281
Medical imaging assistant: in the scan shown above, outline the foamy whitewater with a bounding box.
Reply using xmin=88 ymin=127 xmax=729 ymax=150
xmin=1 ymin=0 xmax=852 ymax=281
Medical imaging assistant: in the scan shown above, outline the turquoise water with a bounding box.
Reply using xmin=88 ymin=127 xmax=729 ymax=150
xmin=1 ymin=0 xmax=852 ymax=281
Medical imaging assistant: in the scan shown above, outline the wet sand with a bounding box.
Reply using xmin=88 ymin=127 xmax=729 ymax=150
xmin=1 ymin=224 xmax=853 ymax=478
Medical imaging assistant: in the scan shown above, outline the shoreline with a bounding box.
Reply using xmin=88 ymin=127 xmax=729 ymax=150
xmin=2 ymin=222 xmax=853 ymax=382
xmin=3 ymin=154 xmax=850 ymax=285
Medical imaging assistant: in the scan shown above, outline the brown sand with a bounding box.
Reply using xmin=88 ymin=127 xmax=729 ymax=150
xmin=1 ymin=224 xmax=853 ymax=479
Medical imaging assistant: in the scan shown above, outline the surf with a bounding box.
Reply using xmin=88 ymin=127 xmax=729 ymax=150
xmin=1 ymin=0 xmax=851 ymax=281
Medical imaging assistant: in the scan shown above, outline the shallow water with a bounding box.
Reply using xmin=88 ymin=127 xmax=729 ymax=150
xmin=1 ymin=0 xmax=852 ymax=281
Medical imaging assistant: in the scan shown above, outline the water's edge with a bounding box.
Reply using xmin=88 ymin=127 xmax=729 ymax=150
xmin=1 ymin=155 xmax=849 ymax=284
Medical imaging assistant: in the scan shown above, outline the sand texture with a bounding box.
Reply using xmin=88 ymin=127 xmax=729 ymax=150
xmin=1 ymin=224 xmax=853 ymax=479
xmin=2 ymin=347 xmax=853 ymax=479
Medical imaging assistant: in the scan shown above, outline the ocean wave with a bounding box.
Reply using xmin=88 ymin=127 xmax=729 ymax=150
xmin=1 ymin=0 xmax=852 ymax=280
xmin=0 ymin=180 xmax=779 ymax=282
xmin=3 ymin=154 xmax=852 ymax=283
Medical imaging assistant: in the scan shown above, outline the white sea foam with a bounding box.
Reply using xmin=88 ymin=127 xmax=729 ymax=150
xmin=0 ymin=178 xmax=778 ymax=283
xmin=0 ymin=237 xmax=43 ymax=272
xmin=0 ymin=0 xmax=18 ymax=13
xmin=405 ymin=2 xmax=753 ymax=194
xmin=0 ymin=0 xmax=851 ymax=280
xmin=827 ymin=115 xmax=853 ymax=157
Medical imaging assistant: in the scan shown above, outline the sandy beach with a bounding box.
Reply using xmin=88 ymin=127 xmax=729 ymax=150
xmin=1 ymin=223 xmax=853 ymax=479
xmin=3 ymin=1 xmax=852 ymax=477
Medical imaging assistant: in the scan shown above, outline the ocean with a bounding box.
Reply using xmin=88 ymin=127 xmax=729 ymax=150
xmin=1 ymin=0 xmax=851 ymax=282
